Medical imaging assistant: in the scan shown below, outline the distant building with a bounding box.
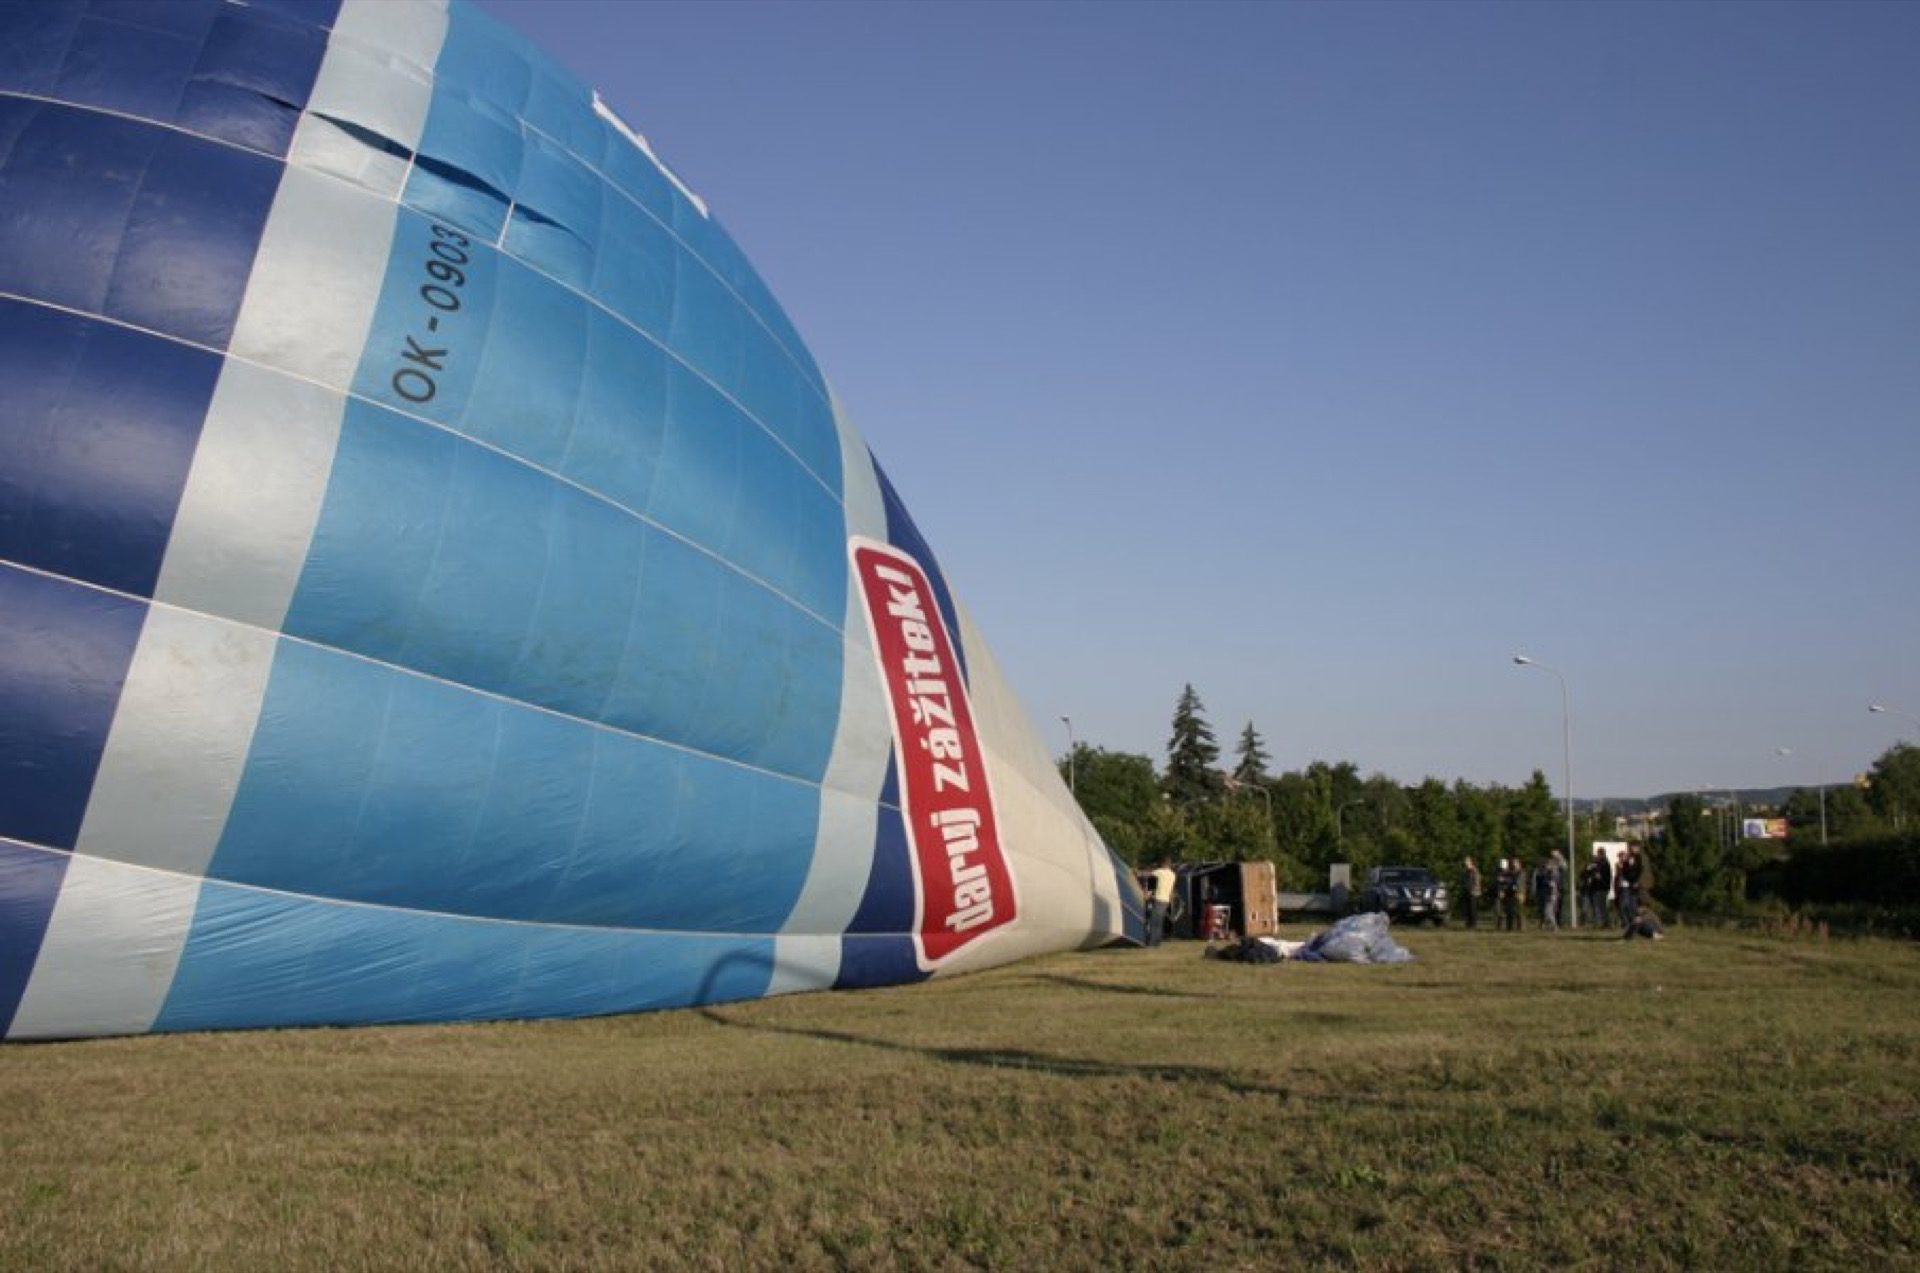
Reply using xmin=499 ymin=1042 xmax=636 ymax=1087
xmin=1614 ymin=810 xmax=1664 ymax=841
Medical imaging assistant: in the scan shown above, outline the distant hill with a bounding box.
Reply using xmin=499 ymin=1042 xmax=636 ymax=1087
xmin=1578 ymin=788 xmax=1810 ymax=816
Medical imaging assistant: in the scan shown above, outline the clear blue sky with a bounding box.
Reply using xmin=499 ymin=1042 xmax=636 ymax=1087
xmin=480 ymin=0 xmax=1919 ymax=798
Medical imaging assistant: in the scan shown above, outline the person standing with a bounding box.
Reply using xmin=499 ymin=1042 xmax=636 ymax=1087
xmin=1536 ymin=852 xmax=1564 ymax=932
xmin=1618 ymin=846 xmax=1644 ymax=927
xmin=1144 ymin=860 xmax=1177 ymax=946
xmin=1461 ymin=857 xmax=1482 ymax=929
xmin=1586 ymin=846 xmax=1613 ymax=927
xmin=1497 ymin=858 xmax=1522 ymax=931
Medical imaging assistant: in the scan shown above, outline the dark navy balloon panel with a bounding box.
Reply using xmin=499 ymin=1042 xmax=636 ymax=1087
xmin=0 ymin=840 xmax=71 ymax=1035
xmin=0 ymin=0 xmax=338 ymax=156
xmin=873 ymin=456 xmax=969 ymax=686
xmin=0 ymin=0 xmax=1138 ymax=1040
xmin=0 ymin=301 xmax=221 ymax=598
xmin=0 ymin=565 xmax=146 ymax=851
xmin=0 ymin=97 xmax=283 ymax=349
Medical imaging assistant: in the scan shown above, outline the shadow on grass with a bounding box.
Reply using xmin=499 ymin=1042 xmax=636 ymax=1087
xmin=688 ymin=952 xmax=1285 ymax=1094
xmin=687 ymin=950 xmax=1513 ymax=1115
xmin=1018 ymin=972 xmax=1214 ymax=1000
xmin=691 ymin=1007 xmax=1549 ymax=1128
xmin=695 ymin=1006 xmax=1305 ymax=1097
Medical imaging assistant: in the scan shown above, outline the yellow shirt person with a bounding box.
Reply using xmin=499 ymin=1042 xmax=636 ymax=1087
xmin=1145 ymin=862 xmax=1177 ymax=946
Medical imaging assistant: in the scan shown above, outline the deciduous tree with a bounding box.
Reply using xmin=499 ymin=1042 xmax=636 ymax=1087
xmin=1060 ymin=745 xmax=1158 ymax=826
xmin=1866 ymin=744 xmax=1920 ymax=832
xmin=1504 ymin=770 xmax=1562 ymax=863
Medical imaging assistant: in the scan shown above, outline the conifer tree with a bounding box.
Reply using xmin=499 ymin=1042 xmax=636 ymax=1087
xmin=1232 ymin=721 xmax=1270 ymax=786
xmin=1164 ymin=684 xmax=1223 ymax=805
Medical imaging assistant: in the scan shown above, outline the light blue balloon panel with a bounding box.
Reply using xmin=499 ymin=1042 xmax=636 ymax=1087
xmin=174 ymin=0 xmax=858 ymax=1026
xmin=0 ymin=0 xmax=1140 ymax=1039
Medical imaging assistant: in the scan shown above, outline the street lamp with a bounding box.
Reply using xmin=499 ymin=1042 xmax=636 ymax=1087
xmin=1335 ymin=798 xmax=1366 ymax=844
xmin=1869 ymin=703 xmax=1920 ymax=741
xmin=1059 ymin=715 xmax=1076 ymax=795
xmin=1230 ymin=779 xmax=1275 ymax=845
xmin=1229 ymin=779 xmax=1273 ymax=815
xmin=1775 ymin=747 xmax=1828 ymax=846
xmin=1512 ymin=655 xmax=1578 ymax=930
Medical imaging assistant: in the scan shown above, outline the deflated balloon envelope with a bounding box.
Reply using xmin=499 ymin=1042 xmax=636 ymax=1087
xmin=0 ymin=0 xmax=1141 ymax=1039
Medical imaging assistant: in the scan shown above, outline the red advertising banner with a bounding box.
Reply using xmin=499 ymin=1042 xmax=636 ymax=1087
xmin=850 ymin=538 xmax=1019 ymax=967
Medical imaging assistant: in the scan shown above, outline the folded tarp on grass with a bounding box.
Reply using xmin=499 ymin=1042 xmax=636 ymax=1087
xmin=1206 ymin=912 xmax=1414 ymax=965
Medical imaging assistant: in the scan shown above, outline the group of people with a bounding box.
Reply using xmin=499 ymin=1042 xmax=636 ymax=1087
xmin=1458 ymin=845 xmax=1648 ymax=933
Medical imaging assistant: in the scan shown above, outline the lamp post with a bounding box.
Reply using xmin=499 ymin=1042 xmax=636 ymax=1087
xmin=1335 ymin=798 xmax=1366 ymax=844
xmin=1689 ymin=789 xmax=1719 ymax=856
xmin=1775 ymin=747 xmax=1828 ymax=846
xmin=1232 ymin=779 xmax=1274 ymax=820
xmin=1870 ymin=703 xmax=1920 ymax=741
xmin=1513 ymin=655 xmax=1577 ymax=930
xmin=1060 ymin=715 xmax=1076 ymax=795
xmin=1231 ymin=779 xmax=1275 ymax=848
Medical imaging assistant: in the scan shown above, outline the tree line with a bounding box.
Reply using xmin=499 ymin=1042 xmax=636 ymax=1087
xmin=1061 ymin=685 xmax=1920 ymax=928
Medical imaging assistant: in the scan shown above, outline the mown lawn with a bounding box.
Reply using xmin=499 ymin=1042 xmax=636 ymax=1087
xmin=3 ymin=924 xmax=1917 ymax=1270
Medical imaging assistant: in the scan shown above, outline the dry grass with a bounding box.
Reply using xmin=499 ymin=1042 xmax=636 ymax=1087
xmin=3 ymin=925 xmax=1918 ymax=1270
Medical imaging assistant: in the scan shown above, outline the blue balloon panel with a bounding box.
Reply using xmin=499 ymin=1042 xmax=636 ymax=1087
xmin=0 ymin=0 xmax=1140 ymax=1039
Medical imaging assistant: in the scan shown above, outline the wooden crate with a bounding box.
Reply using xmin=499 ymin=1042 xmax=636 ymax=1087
xmin=1240 ymin=861 xmax=1279 ymax=936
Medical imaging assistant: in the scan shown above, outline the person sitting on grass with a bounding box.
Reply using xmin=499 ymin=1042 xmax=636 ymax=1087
xmin=1623 ymin=911 xmax=1665 ymax=940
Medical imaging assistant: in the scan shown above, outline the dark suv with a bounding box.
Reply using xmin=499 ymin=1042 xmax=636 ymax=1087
xmin=1361 ymin=866 xmax=1450 ymax=925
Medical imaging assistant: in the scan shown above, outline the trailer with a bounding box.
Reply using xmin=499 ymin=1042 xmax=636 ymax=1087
xmin=1135 ymin=861 xmax=1279 ymax=940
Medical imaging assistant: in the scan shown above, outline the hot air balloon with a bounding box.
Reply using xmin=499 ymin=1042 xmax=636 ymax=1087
xmin=0 ymin=0 xmax=1141 ymax=1039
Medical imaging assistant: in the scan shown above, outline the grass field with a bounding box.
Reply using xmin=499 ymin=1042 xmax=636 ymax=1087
xmin=4 ymin=924 xmax=1917 ymax=1270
